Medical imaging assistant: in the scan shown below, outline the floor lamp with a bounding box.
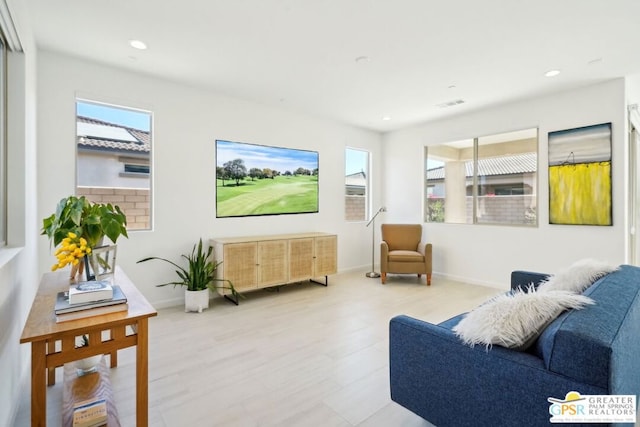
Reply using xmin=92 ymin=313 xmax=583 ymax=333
xmin=365 ymin=206 xmax=386 ymax=278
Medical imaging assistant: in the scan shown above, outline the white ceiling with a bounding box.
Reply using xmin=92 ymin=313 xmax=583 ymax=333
xmin=22 ymin=0 xmax=640 ymax=133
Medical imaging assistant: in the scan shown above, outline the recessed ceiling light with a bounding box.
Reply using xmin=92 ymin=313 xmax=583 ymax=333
xmin=544 ymin=69 xmax=560 ymax=77
xmin=382 ymin=116 xmax=391 ymax=121
xmin=355 ymin=56 xmax=370 ymax=63
xmin=129 ymin=40 xmax=147 ymax=50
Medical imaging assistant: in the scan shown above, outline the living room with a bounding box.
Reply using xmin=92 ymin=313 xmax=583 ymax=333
xmin=3 ymin=1 xmax=640 ymax=426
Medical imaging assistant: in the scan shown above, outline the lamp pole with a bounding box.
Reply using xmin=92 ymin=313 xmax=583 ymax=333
xmin=365 ymin=206 xmax=386 ymax=278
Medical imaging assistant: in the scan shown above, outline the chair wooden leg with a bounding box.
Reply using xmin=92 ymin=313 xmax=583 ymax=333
xmin=381 ymin=273 xmax=386 ymax=284
xmin=427 ymin=273 xmax=432 ymax=286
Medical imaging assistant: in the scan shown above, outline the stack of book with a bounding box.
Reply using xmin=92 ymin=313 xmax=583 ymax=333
xmin=55 ymin=280 xmax=128 ymax=323
xmin=72 ymin=397 xmax=107 ymax=427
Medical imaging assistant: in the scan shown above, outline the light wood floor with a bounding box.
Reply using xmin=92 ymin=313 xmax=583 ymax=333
xmin=14 ymin=270 xmax=502 ymax=427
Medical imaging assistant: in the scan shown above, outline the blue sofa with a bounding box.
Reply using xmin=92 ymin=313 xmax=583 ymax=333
xmin=389 ymin=265 xmax=640 ymax=427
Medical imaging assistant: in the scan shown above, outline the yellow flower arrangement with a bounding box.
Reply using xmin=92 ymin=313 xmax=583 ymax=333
xmin=51 ymin=232 xmax=92 ymax=271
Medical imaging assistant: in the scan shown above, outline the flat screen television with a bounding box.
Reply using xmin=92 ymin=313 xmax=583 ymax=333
xmin=215 ymin=139 xmax=319 ymax=218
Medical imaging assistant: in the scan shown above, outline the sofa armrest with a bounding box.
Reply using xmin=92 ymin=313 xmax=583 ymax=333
xmin=389 ymin=315 xmax=606 ymax=427
xmin=510 ymin=270 xmax=550 ymax=291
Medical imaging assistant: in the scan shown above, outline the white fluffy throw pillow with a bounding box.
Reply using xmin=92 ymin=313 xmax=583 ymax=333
xmin=538 ymin=258 xmax=618 ymax=294
xmin=452 ymin=287 xmax=594 ymax=350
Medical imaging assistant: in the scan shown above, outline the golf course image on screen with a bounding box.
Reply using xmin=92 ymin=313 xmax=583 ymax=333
xmin=215 ymin=140 xmax=319 ymax=218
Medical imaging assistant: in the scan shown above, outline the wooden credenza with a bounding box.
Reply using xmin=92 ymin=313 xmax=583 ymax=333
xmin=210 ymin=232 xmax=337 ymax=301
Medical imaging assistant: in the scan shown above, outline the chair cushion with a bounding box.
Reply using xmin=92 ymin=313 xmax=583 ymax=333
xmin=388 ymin=250 xmax=424 ymax=263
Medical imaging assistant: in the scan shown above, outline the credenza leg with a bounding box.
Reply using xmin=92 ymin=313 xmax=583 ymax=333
xmin=310 ymin=276 xmax=328 ymax=287
xmin=224 ymin=294 xmax=239 ymax=306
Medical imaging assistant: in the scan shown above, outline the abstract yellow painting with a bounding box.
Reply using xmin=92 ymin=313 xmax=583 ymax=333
xmin=548 ymin=123 xmax=612 ymax=225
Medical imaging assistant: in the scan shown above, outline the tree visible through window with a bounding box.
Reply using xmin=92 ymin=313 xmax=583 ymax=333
xmin=345 ymin=148 xmax=370 ymax=221
xmin=76 ymin=100 xmax=152 ymax=230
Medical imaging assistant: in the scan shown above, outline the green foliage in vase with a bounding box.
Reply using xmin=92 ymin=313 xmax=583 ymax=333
xmin=137 ymin=238 xmax=241 ymax=299
xmin=41 ymin=195 xmax=128 ymax=248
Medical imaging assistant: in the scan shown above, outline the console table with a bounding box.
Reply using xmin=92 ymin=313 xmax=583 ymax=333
xmin=211 ymin=232 xmax=337 ymax=303
xmin=20 ymin=267 xmax=157 ymax=427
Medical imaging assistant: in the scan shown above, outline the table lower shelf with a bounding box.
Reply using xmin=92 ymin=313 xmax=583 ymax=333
xmin=62 ymin=356 xmax=120 ymax=427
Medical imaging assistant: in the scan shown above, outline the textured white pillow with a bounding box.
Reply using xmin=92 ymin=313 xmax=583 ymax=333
xmin=538 ymin=258 xmax=618 ymax=294
xmin=452 ymin=287 xmax=594 ymax=350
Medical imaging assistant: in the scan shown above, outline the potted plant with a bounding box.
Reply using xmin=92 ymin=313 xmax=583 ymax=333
xmin=41 ymin=196 xmax=128 ymax=278
xmin=137 ymin=238 xmax=240 ymax=312
xmin=74 ymin=335 xmax=102 ymax=375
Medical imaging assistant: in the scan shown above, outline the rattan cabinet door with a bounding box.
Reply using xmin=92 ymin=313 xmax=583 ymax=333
xmin=258 ymin=240 xmax=288 ymax=286
xmin=314 ymin=235 xmax=337 ymax=277
xmin=223 ymin=242 xmax=258 ymax=290
xmin=288 ymin=238 xmax=314 ymax=282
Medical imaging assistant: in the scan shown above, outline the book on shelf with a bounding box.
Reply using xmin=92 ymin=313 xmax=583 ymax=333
xmin=56 ymin=302 xmax=129 ymax=323
xmin=55 ymin=285 xmax=127 ymax=315
xmin=69 ymin=280 xmax=113 ymax=305
xmin=72 ymin=398 xmax=107 ymax=427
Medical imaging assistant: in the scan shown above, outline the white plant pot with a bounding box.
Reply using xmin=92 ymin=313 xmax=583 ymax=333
xmin=75 ymin=354 xmax=102 ymax=376
xmin=185 ymin=289 xmax=210 ymax=313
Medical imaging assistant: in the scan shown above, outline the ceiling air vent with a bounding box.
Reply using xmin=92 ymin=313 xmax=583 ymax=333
xmin=436 ymin=99 xmax=465 ymax=108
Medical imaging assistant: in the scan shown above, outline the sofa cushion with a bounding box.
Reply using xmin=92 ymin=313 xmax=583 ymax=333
xmin=538 ymin=258 xmax=618 ymax=294
xmin=532 ymin=265 xmax=640 ymax=390
xmin=452 ymin=287 xmax=593 ymax=350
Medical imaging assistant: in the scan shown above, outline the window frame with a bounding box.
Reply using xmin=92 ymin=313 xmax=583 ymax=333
xmin=75 ymin=98 xmax=153 ymax=231
xmin=425 ymin=128 xmax=538 ymax=227
xmin=0 ymin=34 xmax=7 ymax=246
xmin=345 ymin=147 xmax=371 ymax=222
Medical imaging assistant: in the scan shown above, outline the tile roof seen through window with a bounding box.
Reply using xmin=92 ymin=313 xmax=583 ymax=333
xmin=77 ymin=116 xmax=150 ymax=154
xmin=426 ymin=152 xmax=536 ymax=180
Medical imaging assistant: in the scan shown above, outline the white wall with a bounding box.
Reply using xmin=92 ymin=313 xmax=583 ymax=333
xmin=37 ymin=51 xmax=382 ymax=307
xmin=382 ymin=79 xmax=627 ymax=289
xmin=626 ymin=73 xmax=640 ymax=106
xmin=0 ymin=0 xmax=39 ymax=425
xmin=77 ymin=152 xmax=151 ymax=189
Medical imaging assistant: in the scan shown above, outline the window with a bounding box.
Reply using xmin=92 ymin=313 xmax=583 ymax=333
xmin=123 ymin=164 xmax=150 ymax=174
xmin=425 ymin=128 xmax=537 ymax=226
xmin=345 ymin=147 xmax=370 ymax=221
xmin=76 ymin=99 xmax=152 ymax=230
xmin=0 ymin=35 xmax=6 ymax=245
xmin=121 ymin=160 xmax=150 ymax=176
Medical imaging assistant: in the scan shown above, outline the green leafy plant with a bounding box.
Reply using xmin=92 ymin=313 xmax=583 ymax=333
xmin=41 ymin=195 xmax=128 ymax=248
xmin=76 ymin=334 xmax=90 ymax=348
xmin=137 ymin=239 xmax=241 ymax=299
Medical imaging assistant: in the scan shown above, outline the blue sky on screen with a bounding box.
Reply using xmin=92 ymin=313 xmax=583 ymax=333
xmin=217 ymin=140 xmax=318 ymax=172
xmin=77 ymin=101 xmax=151 ymax=131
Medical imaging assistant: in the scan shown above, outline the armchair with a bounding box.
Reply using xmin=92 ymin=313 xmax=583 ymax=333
xmin=380 ymin=224 xmax=432 ymax=285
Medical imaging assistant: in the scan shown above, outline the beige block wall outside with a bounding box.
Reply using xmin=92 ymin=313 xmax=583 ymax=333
xmin=427 ymin=195 xmax=536 ymax=225
xmin=346 ymin=195 xmax=366 ymax=221
xmin=77 ymin=187 xmax=150 ymax=230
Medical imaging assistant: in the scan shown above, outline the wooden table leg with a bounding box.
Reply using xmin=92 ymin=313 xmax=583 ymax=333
xmin=136 ymin=318 xmax=149 ymax=427
xmin=46 ymin=339 xmax=55 ymax=386
xmin=32 ymin=340 xmax=47 ymax=427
